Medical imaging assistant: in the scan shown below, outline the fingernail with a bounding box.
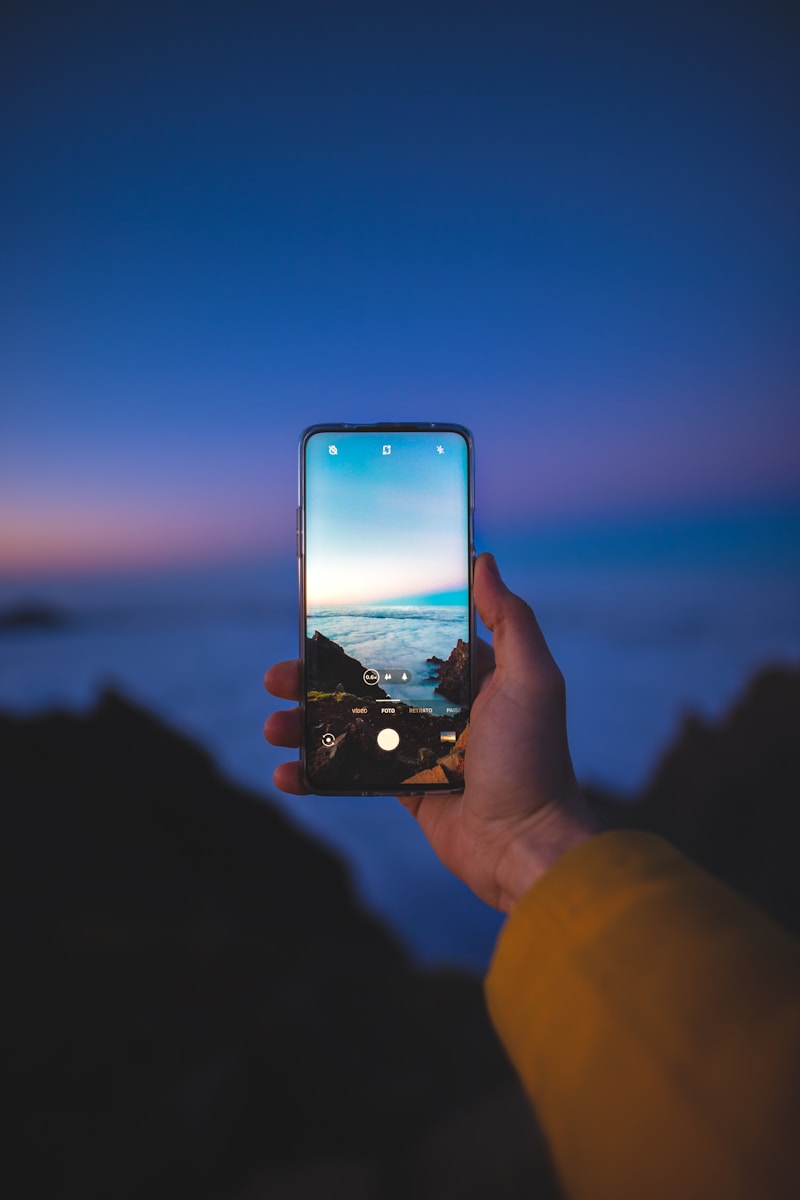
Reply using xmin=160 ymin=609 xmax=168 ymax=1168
xmin=483 ymin=552 xmax=501 ymax=581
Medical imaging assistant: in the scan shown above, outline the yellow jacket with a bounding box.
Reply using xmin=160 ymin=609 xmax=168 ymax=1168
xmin=485 ymin=831 xmax=800 ymax=1200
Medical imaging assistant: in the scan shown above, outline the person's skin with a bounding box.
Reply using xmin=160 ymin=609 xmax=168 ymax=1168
xmin=264 ymin=552 xmax=599 ymax=913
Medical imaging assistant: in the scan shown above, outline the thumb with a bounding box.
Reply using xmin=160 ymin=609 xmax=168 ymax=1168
xmin=474 ymin=553 xmax=558 ymax=685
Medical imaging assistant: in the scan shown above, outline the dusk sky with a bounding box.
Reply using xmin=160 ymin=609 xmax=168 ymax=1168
xmin=2 ymin=0 xmax=798 ymax=575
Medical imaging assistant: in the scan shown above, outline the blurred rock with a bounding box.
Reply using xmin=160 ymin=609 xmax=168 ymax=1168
xmin=586 ymin=664 xmax=800 ymax=936
xmin=3 ymin=662 xmax=798 ymax=1198
xmin=0 ymin=600 xmax=71 ymax=632
xmin=0 ymin=689 xmax=551 ymax=1199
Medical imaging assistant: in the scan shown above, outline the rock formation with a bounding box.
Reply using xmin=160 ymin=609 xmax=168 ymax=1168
xmin=587 ymin=664 xmax=800 ymax=938
xmin=428 ymin=639 xmax=470 ymax=706
xmin=306 ymin=630 xmax=389 ymax=699
xmin=0 ymin=690 xmax=551 ymax=1199
xmin=3 ymin=661 xmax=799 ymax=1197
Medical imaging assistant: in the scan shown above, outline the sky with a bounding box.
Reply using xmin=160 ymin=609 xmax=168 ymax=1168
xmin=304 ymin=428 xmax=470 ymax=606
xmin=1 ymin=0 xmax=798 ymax=575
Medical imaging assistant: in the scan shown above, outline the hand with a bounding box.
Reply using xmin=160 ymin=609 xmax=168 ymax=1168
xmin=263 ymin=553 xmax=598 ymax=911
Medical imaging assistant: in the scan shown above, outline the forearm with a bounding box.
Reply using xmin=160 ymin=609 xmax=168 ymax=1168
xmin=486 ymin=831 xmax=800 ymax=1200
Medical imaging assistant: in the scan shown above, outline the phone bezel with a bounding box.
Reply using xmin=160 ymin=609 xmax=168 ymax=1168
xmin=297 ymin=422 xmax=475 ymax=796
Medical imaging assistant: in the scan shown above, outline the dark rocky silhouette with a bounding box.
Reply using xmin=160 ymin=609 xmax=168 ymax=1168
xmin=429 ymin=639 xmax=470 ymax=706
xmin=306 ymin=630 xmax=389 ymax=699
xmin=0 ymin=690 xmax=553 ymax=1200
xmin=2 ymin=662 xmax=799 ymax=1198
xmin=586 ymin=663 xmax=800 ymax=938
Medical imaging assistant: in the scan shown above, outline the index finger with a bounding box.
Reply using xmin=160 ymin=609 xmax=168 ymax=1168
xmin=264 ymin=659 xmax=301 ymax=702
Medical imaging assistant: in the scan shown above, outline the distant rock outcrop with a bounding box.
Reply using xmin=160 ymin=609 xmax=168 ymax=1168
xmin=0 ymin=601 xmax=71 ymax=632
xmin=428 ymin=639 xmax=470 ymax=706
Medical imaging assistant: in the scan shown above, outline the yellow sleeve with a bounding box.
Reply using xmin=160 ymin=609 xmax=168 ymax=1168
xmin=485 ymin=830 xmax=800 ymax=1200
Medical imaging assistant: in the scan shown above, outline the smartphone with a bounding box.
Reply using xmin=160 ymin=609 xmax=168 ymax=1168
xmin=298 ymin=423 xmax=475 ymax=795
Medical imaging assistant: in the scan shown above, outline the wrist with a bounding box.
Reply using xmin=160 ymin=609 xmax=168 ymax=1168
xmin=495 ymin=793 xmax=599 ymax=913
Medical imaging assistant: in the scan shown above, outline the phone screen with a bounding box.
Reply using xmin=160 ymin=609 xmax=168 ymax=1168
xmin=299 ymin=424 xmax=474 ymax=794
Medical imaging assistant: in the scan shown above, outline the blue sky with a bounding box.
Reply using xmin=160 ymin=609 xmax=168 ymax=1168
xmin=1 ymin=0 xmax=798 ymax=573
xmin=304 ymin=428 xmax=470 ymax=605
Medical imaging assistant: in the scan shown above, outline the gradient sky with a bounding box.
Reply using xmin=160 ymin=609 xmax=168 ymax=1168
xmin=304 ymin=428 xmax=469 ymax=605
xmin=1 ymin=0 xmax=798 ymax=574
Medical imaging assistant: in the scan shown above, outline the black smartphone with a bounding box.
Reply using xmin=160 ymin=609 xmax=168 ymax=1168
xmin=298 ymin=423 xmax=475 ymax=795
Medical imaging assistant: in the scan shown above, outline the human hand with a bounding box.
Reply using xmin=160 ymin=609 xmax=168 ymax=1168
xmin=263 ymin=553 xmax=597 ymax=912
